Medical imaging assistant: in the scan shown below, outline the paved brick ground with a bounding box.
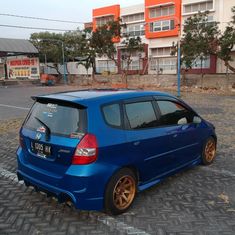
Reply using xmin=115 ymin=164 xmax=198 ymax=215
xmin=0 ymin=90 xmax=235 ymax=235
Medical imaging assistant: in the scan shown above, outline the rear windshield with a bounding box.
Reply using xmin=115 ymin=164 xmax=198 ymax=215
xmin=24 ymin=101 xmax=86 ymax=137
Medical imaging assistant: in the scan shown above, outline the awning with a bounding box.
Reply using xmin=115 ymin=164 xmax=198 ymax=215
xmin=0 ymin=38 xmax=38 ymax=56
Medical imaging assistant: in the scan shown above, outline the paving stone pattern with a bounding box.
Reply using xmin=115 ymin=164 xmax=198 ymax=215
xmin=0 ymin=92 xmax=235 ymax=235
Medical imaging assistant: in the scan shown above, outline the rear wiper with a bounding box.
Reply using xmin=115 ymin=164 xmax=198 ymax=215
xmin=34 ymin=117 xmax=51 ymax=141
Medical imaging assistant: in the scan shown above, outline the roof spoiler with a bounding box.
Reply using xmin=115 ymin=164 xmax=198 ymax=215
xmin=31 ymin=96 xmax=87 ymax=109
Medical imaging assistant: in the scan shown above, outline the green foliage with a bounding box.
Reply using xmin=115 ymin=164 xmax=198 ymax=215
xmin=63 ymin=30 xmax=85 ymax=61
xmin=30 ymin=30 xmax=95 ymax=76
xmin=180 ymin=11 xmax=219 ymax=69
xmin=90 ymin=19 xmax=123 ymax=65
xmin=232 ymin=6 xmax=235 ymax=24
xmin=91 ymin=19 xmax=144 ymax=71
xmin=177 ymin=7 xmax=235 ymax=73
xmin=217 ymin=7 xmax=235 ymax=72
xmin=121 ymin=36 xmax=144 ymax=74
xmin=30 ymin=32 xmax=64 ymax=64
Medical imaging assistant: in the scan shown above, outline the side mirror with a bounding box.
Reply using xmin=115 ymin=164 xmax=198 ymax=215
xmin=193 ymin=116 xmax=202 ymax=124
xmin=177 ymin=117 xmax=187 ymax=125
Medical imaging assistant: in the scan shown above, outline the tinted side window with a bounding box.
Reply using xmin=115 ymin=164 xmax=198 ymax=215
xmin=103 ymin=103 xmax=121 ymax=127
xmin=157 ymin=100 xmax=194 ymax=126
xmin=125 ymin=101 xmax=158 ymax=129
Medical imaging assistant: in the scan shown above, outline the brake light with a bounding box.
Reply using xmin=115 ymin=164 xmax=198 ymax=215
xmin=72 ymin=134 xmax=98 ymax=165
xmin=19 ymin=136 xmax=24 ymax=148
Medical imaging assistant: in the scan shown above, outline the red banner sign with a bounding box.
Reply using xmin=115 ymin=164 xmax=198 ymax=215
xmin=9 ymin=59 xmax=37 ymax=67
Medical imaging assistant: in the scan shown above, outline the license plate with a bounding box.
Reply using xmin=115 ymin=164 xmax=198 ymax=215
xmin=31 ymin=142 xmax=51 ymax=157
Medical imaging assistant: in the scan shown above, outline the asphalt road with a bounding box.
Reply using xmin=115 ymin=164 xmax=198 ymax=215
xmin=0 ymin=85 xmax=235 ymax=235
xmin=0 ymin=85 xmax=77 ymax=120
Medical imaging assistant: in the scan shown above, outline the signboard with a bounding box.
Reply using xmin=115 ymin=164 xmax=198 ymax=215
xmin=7 ymin=57 xmax=40 ymax=79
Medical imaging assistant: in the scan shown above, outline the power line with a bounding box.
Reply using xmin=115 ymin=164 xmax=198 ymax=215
xmin=0 ymin=24 xmax=77 ymax=32
xmin=0 ymin=13 xmax=85 ymax=24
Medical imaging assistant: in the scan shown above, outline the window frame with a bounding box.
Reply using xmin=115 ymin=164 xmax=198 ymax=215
xmin=149 ymin=5 xmax=175 ymax=19
xmin=153 ymin=96 xmax=197 ymax=127
xmin=123 ymin=23 xmax=145 ymax=37
xmin=122 ymin=96 xmax=161 ymax=131
xmin=24 ymin=98 xmax=87 ymax=138
xmin=101 ymin=101 xmax=124 ymax=129
xmin=183 ymin=0 xmax=213 ymax=14
xmin=150 ymin=19 xmax=175 ymax=32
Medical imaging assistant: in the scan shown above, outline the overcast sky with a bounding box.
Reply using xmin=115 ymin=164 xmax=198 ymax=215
xmin=0 ymin=0 xmax=144 ymax=39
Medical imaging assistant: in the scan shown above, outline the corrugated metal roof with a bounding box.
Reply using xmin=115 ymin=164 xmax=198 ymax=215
xmin=0 ymin=38 xmax=38 ymax=54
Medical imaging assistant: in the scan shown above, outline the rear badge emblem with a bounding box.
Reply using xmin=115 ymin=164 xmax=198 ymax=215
xmin=35 ymin=133 xmax=42 ymax=140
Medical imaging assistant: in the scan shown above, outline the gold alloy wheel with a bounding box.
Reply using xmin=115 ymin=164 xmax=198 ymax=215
xmin=205 ymin=139 xmax=216 ymax=162
xmin=113 ymin=175 xmax=136 ymax=210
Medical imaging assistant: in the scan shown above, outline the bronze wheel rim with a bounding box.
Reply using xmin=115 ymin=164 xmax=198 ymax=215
xmin=113 ymin=175 xmax=136 ymax=210
xmin=205 ymin=140 xmax=216 ymax=162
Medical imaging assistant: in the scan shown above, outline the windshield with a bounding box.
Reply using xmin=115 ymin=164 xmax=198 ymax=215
xmin=24 ymin=101 xmax=86 ymax=137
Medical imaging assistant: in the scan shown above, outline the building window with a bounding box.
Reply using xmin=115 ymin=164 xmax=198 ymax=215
xmin=122 ymin=59 xmax=143 ymax=71
xmin=96 ymin=60 xmax=117 ymax=73
xmin=150 ymin=20 xmax=175 ymax=32
xmin=183 ymin=15 xmax=214 ymax=26
xmin=151 ymin=47 xmax=173 ymax=57
xmin=122 ymin=13 xmax=144 ymax=23
xmin=123 ymin=23 xmax=145 ymax=36
xmin=183 ymin=1 xmax=213 ymax=14
xmin=96 ymin=16 xmax=114 ymax=27
xmin=150 ymin=57 xmax=177 ymax=71
xmin=120 ymin=48 xmax=144 ymax=70
xmin=191 ymin=56 xmax=210 ymax=69
xmin=149 ymin=5 xmax=175 ymax=18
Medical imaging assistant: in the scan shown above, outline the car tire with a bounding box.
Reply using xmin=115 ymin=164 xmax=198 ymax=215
xmin=105 ymin=168 xmax=137 ymax=215
xmin=201 ymin=137 xmax=216 ymax=165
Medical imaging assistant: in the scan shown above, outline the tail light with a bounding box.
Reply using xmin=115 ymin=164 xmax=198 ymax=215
xmin=19 ymin=136 xmax=24 ymax=148
xmin=72 ymin=134 xmax=98 ymax=165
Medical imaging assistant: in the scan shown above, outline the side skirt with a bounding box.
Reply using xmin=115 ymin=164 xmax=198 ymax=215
xmin=138 ymin=156 xmax=201 ymax=192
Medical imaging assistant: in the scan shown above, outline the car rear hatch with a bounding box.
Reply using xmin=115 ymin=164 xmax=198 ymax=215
xmin=20 ymin=97 xmax=87 ymax=182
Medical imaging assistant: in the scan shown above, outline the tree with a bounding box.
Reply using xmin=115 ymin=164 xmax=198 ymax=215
xmin=30 ymin=32 xmax=64 ymax=75
xmin=63 ymin=29 xmax=85 ymax=74
xmin=174 ymin=7 xmax=235 ymax=76
xmin=179 ymin=11 xmax=219 ymax=74
xmin=75 ymin=31 xmax=97 ymax=78
xmin=217 ymin=6 xmax=235 ymax=73
xmin=120 ymin=36 xmax=144 ymax=78
xmin=91 ymin=19 xmax=144 ymax=86
xmin=90 ymin=19 xmax=122 ymax=67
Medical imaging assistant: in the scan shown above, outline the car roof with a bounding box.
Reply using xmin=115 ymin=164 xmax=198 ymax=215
xmin=33 ymin=89 xmax=177 ymax=106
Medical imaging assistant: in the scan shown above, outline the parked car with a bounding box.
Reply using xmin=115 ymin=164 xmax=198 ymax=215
xmin=17 ymin=89 xmax=217 ymax=215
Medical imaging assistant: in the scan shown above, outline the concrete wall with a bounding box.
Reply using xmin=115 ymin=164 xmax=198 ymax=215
xmin=69 ymin=73 xmax=235 ymax=90
xmin=121 ymin=3 xmax=144 ymax=16
xmin=41 ymin=62 xmax=92 ymax=75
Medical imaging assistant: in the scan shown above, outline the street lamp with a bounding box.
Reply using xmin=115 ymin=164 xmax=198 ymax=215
xmin=61 ymin=41 xmax=67 ymax=84
xmin=177 ymin=23 xmax=181 ymax=97
xmin=39 ymin=39 xmax=67 ymax=84
xmin=146 ymin=18 xmax=181 ymax=97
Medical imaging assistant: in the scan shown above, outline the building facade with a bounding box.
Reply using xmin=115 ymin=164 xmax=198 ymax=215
xmin=91 ymin=0 xmax=235 ymax=75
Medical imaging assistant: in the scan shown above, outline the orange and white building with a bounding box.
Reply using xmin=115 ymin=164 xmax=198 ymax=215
xmin=91 ymin=0 xmax=235 ymax=75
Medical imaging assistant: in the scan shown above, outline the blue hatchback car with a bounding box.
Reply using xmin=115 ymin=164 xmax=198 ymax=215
xmin=17 ymin=89 xmax=217 ymax=215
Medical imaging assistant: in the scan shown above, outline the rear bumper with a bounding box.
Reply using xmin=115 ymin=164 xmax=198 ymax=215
xmin=17 ymin=148 xmax=105 ymax=211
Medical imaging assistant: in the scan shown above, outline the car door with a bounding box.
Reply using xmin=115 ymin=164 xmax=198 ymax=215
xmin=155 ymin=98 xmax=201 ymax=168
xmin=123 ymin=97 xmax=176 ymax=183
